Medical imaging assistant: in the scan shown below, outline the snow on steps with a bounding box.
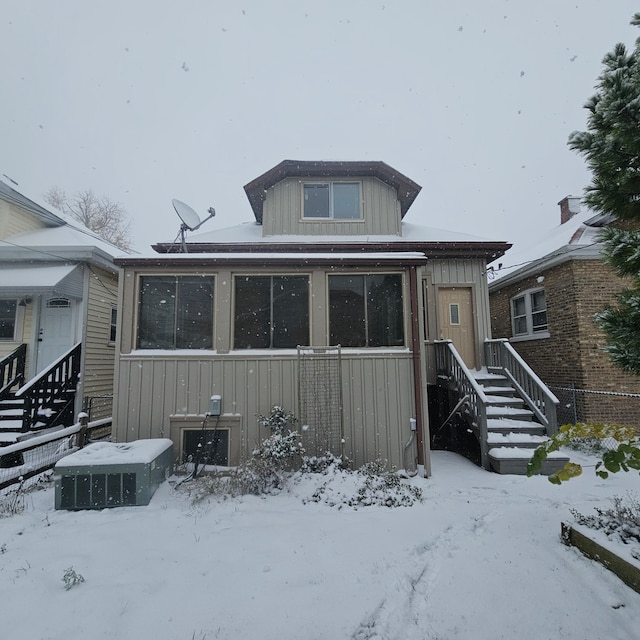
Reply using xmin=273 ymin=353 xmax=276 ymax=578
xmin=472 ymin=369 xmax=569 ymax=476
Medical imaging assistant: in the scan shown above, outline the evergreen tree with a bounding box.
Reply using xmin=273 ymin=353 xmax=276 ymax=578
xmin=569 ymin=13 xmax=640 ymax=375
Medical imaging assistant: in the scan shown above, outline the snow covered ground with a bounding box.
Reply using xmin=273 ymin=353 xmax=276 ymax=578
xmin=2 ymin=451 xmax=639 ymax=640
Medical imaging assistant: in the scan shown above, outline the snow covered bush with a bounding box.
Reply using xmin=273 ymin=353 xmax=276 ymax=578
xmin=308 ymin=458 xmax=423 ymax=509
xmin=570 ymin=494 xmax=640 ymax=561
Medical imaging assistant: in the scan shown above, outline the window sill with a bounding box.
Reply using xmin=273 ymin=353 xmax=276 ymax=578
xmin=510 ymin=331 xmax=550 ymax=343
xmin=300 ymin=218 xmax=364 ymax=223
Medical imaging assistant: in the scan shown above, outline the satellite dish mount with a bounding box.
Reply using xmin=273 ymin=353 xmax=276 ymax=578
xmin=171 ymin=199 xmax=215 ymax=253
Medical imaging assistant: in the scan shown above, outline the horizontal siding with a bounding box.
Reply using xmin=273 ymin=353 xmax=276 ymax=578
xmin=114 ymin=352 xmax=415 ymax=469
xmin=0 ymin=201 xmax=48 ymax=239
xmin=82 ymin=267 xmax=119 ymax=417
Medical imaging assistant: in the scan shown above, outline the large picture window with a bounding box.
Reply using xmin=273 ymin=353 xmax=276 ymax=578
xmin=511 ymin=288 xmax=548 ymax=338
xmin=138 ymin=276 xmax=214 ymax=349
xmin=0 ymin=300 xmax=17 ymax=340
xmin=234 ymin=275 xmax=309 ymax=349
xmin=329 ymin=274 xmax=404 ymax=347
xmin=303 ymin=182 xmax=361 ymax=219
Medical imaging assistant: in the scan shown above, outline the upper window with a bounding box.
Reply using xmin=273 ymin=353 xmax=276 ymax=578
xmin=137 ymin=276 xmax=214 ymax=349
xmin=0 ymin=300 xmax=17 ymax=340
xmin=511 ymin=288 xmax=548 ymax=339
xmin=234 ymin=275 xmax=309 ymax=349
xmin=329 ymin=274 xmax=404 ymax=347
xmin=303 ymin=182 xmax=361 ymax=219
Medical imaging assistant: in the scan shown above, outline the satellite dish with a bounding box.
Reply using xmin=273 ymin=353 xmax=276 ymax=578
xmin=171 ymin=199 xmax=215 ymax=252
xmin=172 ymin=199 xmax=202 ymax=231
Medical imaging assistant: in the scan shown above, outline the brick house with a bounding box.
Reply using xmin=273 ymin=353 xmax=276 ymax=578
xmin=489 ymin=197 xmax=640 ymax=428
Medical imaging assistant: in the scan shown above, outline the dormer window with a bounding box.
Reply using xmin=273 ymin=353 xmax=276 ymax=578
xmin=303 ymin=182 xmax=361 ymax=220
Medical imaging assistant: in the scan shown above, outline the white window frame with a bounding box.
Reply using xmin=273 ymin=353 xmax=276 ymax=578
xmin=510 ymin=288 xmax=549 ymax=341
xmin=109 ymin=306 xmax=117 ymax=346
xmin=0 ymin=299 xmax=21 ymax=341
xmin=302 ymin=181 xmax=362 ymax=220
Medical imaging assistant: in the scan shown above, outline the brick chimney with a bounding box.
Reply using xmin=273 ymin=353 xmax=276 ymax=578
xmin=558 ymin=196 xmax=581 ymax=224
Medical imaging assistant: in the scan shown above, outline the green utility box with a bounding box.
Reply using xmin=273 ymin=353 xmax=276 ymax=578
xmin=54 ymin=439 xmax=174 ymax=510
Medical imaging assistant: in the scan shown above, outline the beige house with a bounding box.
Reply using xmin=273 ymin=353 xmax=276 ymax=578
xmin=113 ymin=160 xmax=530 ymax=475
xmin=0 ymin=179 xmax=123 ymax=437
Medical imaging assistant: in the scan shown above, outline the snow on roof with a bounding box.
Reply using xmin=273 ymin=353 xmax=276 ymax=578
xmin=5 ymin=224 xmax=128 ymax=259
xmin=56 ymin=439 xmax=174 ymax=467
xmin=148 ymin=219 xmax=497 ymax=254
xmin=489 ymin=210 xmax=603 ymax=285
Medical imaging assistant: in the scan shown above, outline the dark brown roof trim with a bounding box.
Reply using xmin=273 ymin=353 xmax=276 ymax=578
xmin=115 ymin=254 xmax=429 ymax=269
xmin=151 ymin=241 xmax=510 ymax=261
xmin=243 ymin=160 xmax=422 ymax=222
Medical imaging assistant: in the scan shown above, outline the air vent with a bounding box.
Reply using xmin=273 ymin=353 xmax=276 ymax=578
xmin=54 ymin=439 xmax=174 ymax=510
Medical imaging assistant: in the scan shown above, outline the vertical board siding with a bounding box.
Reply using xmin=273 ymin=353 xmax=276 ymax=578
xmin=115 ymin=352 xmax=414 ymax=469
xmin=262 ymin=177 xmax=401 ymax=237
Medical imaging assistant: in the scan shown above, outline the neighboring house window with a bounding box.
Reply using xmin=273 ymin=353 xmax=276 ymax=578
xmin=0 ymin=299 xmax=17 ymax=340
xmin=137 ymin=276 xmax=214 ymax=349
xmin=303 ymin=182 xmax=361 ymax=219
xmin=109 ymin=306 xmax=117 ymax=344
xmin=511 ymin=288 xmax=548 ymax=338
xmin=329 ymin=274 xmax=404 ymax=347
xmin=234 ymin=275 xmax=309 ymax=349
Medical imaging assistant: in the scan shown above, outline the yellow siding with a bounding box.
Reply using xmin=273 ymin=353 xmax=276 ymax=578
xmin=0 ymin=201 xmax=50 ymax=240
xmin=82 ymin=266 xmax=119 ymax=419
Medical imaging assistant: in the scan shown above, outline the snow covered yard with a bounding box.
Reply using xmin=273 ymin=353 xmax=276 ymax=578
xmin=2 ymin=451 xmax=639 ymax=640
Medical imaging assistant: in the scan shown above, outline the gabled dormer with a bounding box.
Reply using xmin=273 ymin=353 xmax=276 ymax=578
xmin=243 ymin=160 xmax=421 ymax=237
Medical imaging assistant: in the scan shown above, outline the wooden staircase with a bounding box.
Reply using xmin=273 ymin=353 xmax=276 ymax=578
xmin=0 ymin=343 xmax=81 ymax=445
xmin=434 ymin=339 xmax=567 ymax=475
xmin=473 ymin=371 xmax=569 ymax=475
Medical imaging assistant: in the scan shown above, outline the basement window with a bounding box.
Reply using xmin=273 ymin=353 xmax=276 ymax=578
xmin=511 ymin=288 xmax=549 ymax=340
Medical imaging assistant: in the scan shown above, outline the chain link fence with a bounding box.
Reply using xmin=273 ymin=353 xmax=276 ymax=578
xmin=550 ymin=385 xmax=640 ymax=449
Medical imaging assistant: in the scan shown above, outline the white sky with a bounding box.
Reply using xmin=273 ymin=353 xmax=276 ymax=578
xmin=2 ymin=1 xmax=639 ymax=251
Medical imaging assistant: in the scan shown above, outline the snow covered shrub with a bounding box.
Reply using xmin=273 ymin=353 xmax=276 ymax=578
xmin=571 ymin=494 xmax=640 ymax=560
xmin=62 ymin=566 xmax=85 ymax=590
xmin=301 ymin=452 xmax=346 ymax=474
xmin=257 ymin=405 xmax=298 ymax=433
xmin=309 ymin=459 xmax=423 ymax=509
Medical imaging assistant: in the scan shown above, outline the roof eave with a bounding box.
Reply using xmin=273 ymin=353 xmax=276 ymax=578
xmin=243 ymin=160 xmax=422 ymax=222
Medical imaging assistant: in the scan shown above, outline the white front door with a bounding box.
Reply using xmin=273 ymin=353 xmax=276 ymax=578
xmin=36 ymin=297 xmax=75 ymax=373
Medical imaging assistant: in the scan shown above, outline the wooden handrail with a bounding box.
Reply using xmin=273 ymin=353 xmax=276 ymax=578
xmin=434 ymin=340 xmax=490 ymax=469
xmin=484 ymin=339 xmax=559 ymax=435
xmin=0 ymin=343 xmax=26 ymax=399
xmin=16 ymin=343 xmax=82 ymax=432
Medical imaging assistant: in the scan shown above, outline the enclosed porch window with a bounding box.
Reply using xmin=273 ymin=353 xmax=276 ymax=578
xmin=137 ymin=276 xmax=214 ymax=349
xmin=328 ymin=274 xmax=404 ymax=347
xmin=234 ymin=275 xmax=309 ymax=349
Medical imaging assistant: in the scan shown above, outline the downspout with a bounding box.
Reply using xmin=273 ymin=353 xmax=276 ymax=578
xmin=409 ymin=265 xmax=425 ymax=471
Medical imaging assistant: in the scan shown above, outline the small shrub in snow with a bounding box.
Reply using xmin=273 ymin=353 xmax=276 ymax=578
xmin=571 ymin=494 xmax=640 ymax=561
xmin=301 ymin=452 xmax=346 ymax=474
xmin=309 ymin=459 xmax=423 ymax=509
xmin=257 ymin=405 xmax=298 ymax=433
xmin=62 ymin=567 xmax=85 ymax=590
